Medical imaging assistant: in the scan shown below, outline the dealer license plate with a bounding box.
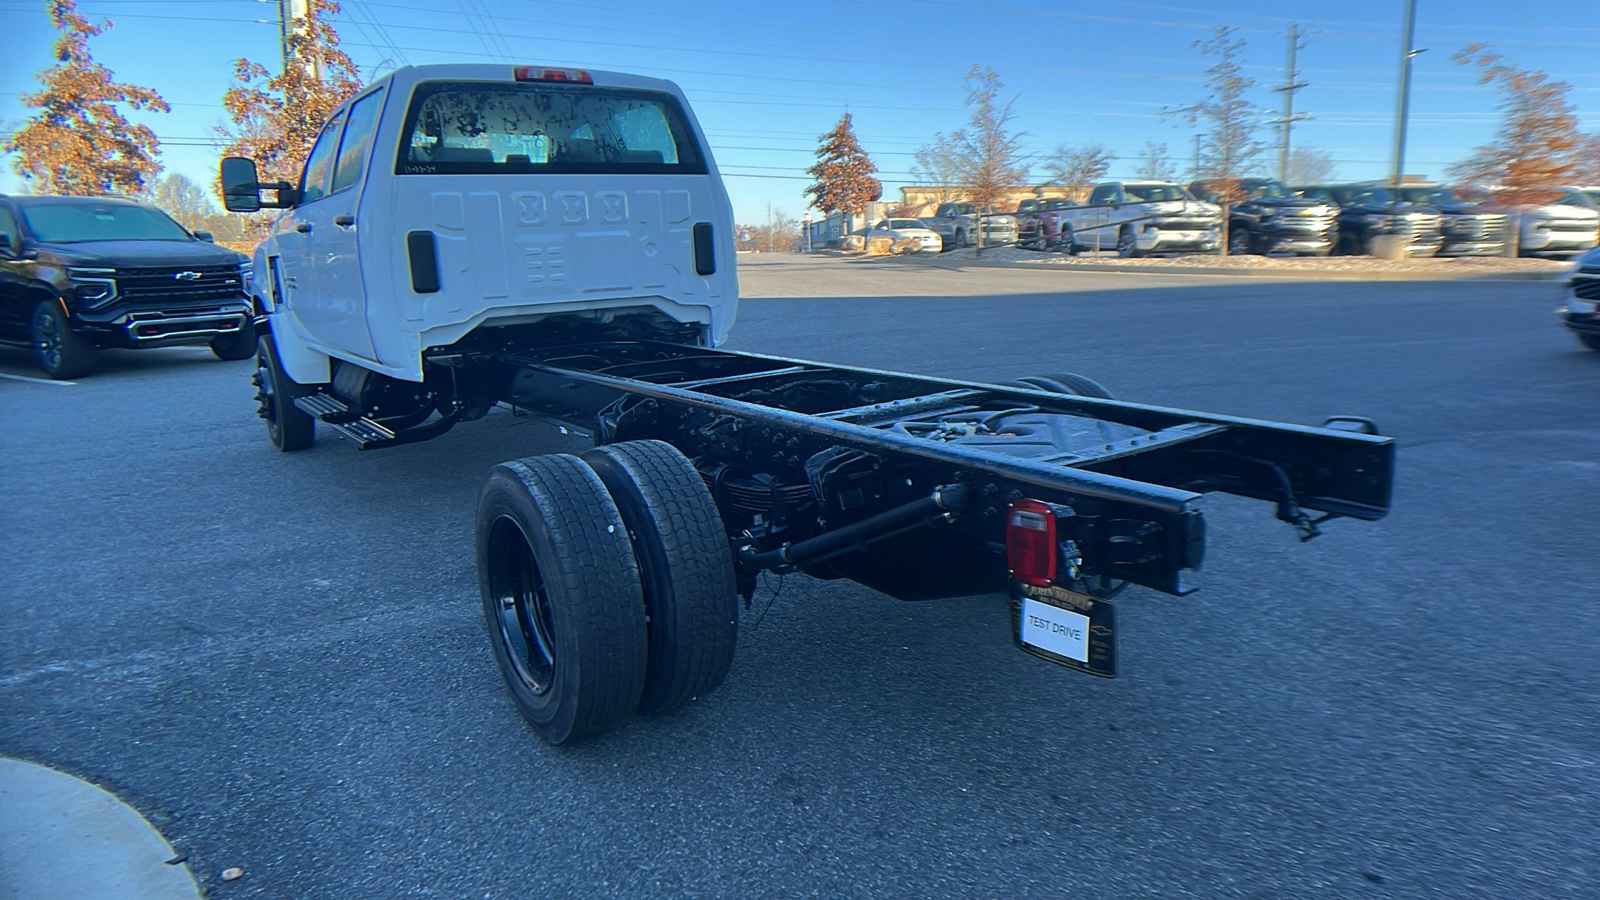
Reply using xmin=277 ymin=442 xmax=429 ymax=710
xmin=1009 ymin=582 xmax=1117 ymax=678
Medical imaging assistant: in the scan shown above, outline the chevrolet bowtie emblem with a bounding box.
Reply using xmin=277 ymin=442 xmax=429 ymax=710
xmin=173 ymin=271 xmax=202 ymax=281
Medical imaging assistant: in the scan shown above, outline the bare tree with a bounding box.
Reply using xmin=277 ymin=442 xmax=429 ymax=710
xmin=145 ymin=173 xmax=217 ymax=230
xmin=1449 ymin=44 xmax=1582 ymax=206
xmin=804 ymin=113 xmax=881 ymax=220
xmin=1043 ymin=144 xmax=1113 ymax=201
xmin=1170 ymin=26 xmax=1267 ymax=206
xmin=1134 ymin=142 xmax=1177 ymax=182
xmin=952 ymin=65 xmax=1029 ymax=213
xmin=910 ymin=132 xmax=964 ymax=203
xmin=1284 ymin=146 xmax=1336 ymax=184
xmin=5 ymin=0 xmax=169 ymax=195
xmin=1575 ymin=133 xmax=1600 ymax=185
xmin=1168 ymin=26 xmax=1267 ymax=255
xmin=739 ymin=204 xmax=800 ymax=253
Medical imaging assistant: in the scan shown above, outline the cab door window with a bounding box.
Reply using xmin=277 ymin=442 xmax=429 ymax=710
xmin=300 ymin=112 xmax=345 ymax=204
xmin=1089 ymin=185 xmax=1119 ymax=206
xmin=330 ymin=89 xmax=386 ymax=194
xmin=0 ymin=206 xmax=18 ymax=252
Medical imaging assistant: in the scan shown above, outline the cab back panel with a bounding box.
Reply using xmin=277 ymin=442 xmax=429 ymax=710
xmin=359 ymin=73 xmax=736 ymax=377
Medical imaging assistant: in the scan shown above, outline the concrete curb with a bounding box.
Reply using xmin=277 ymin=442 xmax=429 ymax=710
xmin=0 ymin=758 xmax=202 ymax=900
xmin=853 ymin=252 xmax=1570 ymax=281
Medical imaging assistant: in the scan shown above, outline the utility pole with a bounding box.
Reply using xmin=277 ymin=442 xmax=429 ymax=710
xmin=1272 ymin=23 xmax=1311 ymax=182
xmin=1390 ymin=0 xmax=1422 ymax=192
xmin=278 ymin=0 xmax=318 ymax=79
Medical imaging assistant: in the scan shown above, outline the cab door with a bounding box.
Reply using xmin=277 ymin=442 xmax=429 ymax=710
xmin=275 ymin=111 xmax=345 ymax=349
xmin=311 ymin=86 xmax=387 ymax=361
xmin=1087 ymin=184 xmax=1120 ymax=249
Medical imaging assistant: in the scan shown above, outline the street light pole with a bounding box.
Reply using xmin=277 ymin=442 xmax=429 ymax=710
xmin=1389 ymin=0 xmax=1420 ymax=192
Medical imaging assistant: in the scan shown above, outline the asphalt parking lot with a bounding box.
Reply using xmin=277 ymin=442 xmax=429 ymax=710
xmin=3 ymin=255 xmax=1597 ymax=898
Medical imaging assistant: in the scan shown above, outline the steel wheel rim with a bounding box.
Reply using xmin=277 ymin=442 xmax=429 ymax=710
xmin=1229 ymin=228 xmax=1250 ymax=254
xmin=33 ymin=309 xmax=62 ymax=370
xmin=487 ymin=515 xmax=557 ymax=695
xmin=1118 ymin=232 xmax=1134 ymax=256
xmin=255 ymin=344 xmax=282 ymax=439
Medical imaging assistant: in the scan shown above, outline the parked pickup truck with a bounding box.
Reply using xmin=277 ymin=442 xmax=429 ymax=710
xmin=1387 ymin=185 xmax=1506 ymax=257
xmin=1295 ymin=185 xmax=1444 ymax=257
xmin=1188 ymin=178 xmax=1338 ymax=256
xmin=926 ymin=201 xmax=1018 ymax=250
xmin=1045 ymin=182 xmax=1222 ymax=257
xmin=220 ymin=63 xmax=1395 ymax=747
xmin=1013 ymin=197 xmax=1080 ymax=251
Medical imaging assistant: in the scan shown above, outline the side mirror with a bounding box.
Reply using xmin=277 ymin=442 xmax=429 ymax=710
xmin=193 ymin=230 xmax=215 ymax=243
xmin=221 ymin=157 xmax=262 ymax=213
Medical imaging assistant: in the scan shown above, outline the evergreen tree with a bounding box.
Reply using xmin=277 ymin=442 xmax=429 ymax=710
xmin=804 ymin=114 xmax=882 ymax=218
xmin=5 ymin=0 xmax=169 ymax=195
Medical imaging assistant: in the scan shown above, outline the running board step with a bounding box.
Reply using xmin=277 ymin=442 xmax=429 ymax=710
xmin=293 ymin=393 xmax=398 ymax=449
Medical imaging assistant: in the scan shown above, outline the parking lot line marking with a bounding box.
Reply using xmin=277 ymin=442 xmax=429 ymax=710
xmin=0 ymin=373 xmax=76 ymax=386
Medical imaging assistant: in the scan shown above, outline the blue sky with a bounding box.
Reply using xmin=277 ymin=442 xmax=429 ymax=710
xmin=2 ymin=0 xmax=1598 ymax=223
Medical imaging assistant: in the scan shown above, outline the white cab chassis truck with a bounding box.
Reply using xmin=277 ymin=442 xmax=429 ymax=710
xmin=224 ymin=65 xmax=1395 ymax=745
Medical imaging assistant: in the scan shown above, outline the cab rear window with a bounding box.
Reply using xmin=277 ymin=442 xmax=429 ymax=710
xmin=396 ymin=82 xmax=708 ymax=175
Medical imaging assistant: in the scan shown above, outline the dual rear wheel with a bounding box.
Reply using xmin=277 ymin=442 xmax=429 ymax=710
xmin=476 ymin=441 xmax=739 ymax=744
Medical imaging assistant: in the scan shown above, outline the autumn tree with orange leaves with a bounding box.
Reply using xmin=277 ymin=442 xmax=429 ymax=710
xmin=217 ymin=0 xmax=361 ymax=194
xmin=1450 ymin=44 xmax=1582 ymax=206
xmin=804 ymin=114 xmax=882 ymax=220
xmin=4 ymin=0 xmax=169 ymax=195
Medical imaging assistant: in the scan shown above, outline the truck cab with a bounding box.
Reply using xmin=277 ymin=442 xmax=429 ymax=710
xmin=223 ymin=64 xmax=737 ymax=389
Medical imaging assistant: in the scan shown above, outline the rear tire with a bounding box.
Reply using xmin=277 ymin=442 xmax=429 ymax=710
xmin=210 ymin=327 xmax=257 ymax=361
xmin=254 ymin=334 xmax=314 ymax=452
xmin=583 ymin=441 xmax=740 ymax=713
xmin=30 ymin=300 xmax=95 ymax=380
xmin=476 ymin=454 xmax=649 ymax=744
xmin=1058 ymin=225 xmax=1079 ymax=256
xmin=1010 ymin=372 xmax=1116 ymax=400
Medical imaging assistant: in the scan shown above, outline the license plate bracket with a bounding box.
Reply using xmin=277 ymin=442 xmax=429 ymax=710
xmin=1008 ymin=581 xmax=1117 ymax=678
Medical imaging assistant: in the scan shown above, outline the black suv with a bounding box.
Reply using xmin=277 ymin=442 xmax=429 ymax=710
xmin=0 ymin=195 xmax=253 ymax=378
xmin=1295 ymin=185 xmax=1444 ymax=257
xmin=1189 ymin=178 xmax=1338 ymax=256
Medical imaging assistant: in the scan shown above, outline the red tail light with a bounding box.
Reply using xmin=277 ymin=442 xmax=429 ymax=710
xmin=1006 ymin=499 xmax=1057 ymax=587
xmin=513 ymin=67 xmax=592 ymax=84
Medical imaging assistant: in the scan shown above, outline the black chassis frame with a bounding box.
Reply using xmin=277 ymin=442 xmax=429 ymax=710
xmin=308 ymin=325 xmax=1393 ymax=606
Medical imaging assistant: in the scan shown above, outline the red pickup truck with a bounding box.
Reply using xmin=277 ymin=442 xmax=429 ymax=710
xmin=1013 ymin=198 xmax=1079 ymax=251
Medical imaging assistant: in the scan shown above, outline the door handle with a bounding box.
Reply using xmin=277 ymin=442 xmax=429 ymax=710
xmin=334 ymin=215 xmax=355 ymax=228
xmin=295 ymin=222 xmax=312 ymax=233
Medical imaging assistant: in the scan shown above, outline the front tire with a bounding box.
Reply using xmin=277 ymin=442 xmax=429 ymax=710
xmin=30 ymin=300 xmax=95 ymax=379
xmin=476 ymin=455 xmax=649 ymax=744
xmin=1228 ymin=224 xmax=1254 ymax=255
xmin=210 ymin=327 xmax=257 ymax=361
xmin=583 ymin=441 xmax=740 ymax=714
xmin=1116 ymin=226 xmax=1142 ymax=259
xmin=253 ymin=334 xmax=314 ymax=452
xmin=1577 ymin=332 xmax=1600 ymax=352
